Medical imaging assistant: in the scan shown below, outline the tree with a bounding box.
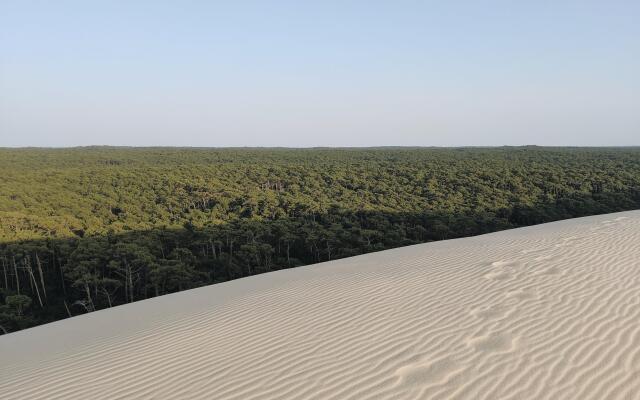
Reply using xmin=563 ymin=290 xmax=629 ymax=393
xmin=3 ymin=147 xmax=640 ymax=333
xmin=5 ymin=294 xmax=32 ymax=317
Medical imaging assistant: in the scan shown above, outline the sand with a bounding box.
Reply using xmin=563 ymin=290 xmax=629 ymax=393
xmin=2 ymin=211 xmax=640 ymax=399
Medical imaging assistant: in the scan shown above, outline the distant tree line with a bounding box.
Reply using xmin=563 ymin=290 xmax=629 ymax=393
xmin=1 ymin=147 xmax=639 ymax=333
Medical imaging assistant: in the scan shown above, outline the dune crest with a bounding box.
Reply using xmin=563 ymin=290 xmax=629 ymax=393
xmin=2 ymin=211 xmax=640 ymax=399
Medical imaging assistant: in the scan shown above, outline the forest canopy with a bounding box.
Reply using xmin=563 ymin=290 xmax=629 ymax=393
xmin=1 ymin=146 xmax=639 ymax=333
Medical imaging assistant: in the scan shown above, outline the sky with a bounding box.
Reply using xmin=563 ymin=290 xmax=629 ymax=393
xmin=1 ymin=1 xmax=639 ymax=147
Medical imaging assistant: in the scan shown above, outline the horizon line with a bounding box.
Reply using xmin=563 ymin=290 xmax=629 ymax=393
xmin=2 ymin=145 xmax=640 ymax=150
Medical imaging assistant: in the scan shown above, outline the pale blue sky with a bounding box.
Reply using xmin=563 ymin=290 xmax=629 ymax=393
xmin=1 ymin=1 xmax=638 ymax=147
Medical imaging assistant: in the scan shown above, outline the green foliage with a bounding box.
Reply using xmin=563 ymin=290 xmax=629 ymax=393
xmin=4 ymin=294 xmax=32 ymax=316
xmin=0 ymin=294 xmax=34 ymax=332
xmin=1 ymin=146 xmax=639 ymax=333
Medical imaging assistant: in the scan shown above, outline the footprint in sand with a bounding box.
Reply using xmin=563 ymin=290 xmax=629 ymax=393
xmin=484 ymin=270 xmax=511 ymax=281
xmin=554 ymin=241 xmax=576 ymax=248
xmin=394 ymin=357 xmax=462 ymax=386
xmin=555 ymin=237 xmax=578 ymax=248
xmin=469 ymin=305 xmax=510 ymax=321
xmin=504 ymin=288 xmax=535 ymax=301
xmin=485 ymin=260 xmax=522 ymax=280
xmin=466 ymin=332 xmax=518 ymax=354
xmin=491 ymin=260 xmax=518 ymax=268
xmin=534 ymin=253 xmax=558 ymax=262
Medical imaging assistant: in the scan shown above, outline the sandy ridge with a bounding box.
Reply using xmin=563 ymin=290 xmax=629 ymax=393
xmin=1 ymin=211 xmax=640 ymax=399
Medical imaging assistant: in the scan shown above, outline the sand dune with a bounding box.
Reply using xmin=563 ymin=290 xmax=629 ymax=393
xmin=2 ymin=211 xmax=640 ymax=399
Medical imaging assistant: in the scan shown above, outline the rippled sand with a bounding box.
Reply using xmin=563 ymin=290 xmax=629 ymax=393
xmin=2 ymin=211 xmax=640 ymax=400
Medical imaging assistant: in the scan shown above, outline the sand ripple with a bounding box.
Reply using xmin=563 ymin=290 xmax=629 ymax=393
xmin=1 ymin=211 xmax=640 ymax=399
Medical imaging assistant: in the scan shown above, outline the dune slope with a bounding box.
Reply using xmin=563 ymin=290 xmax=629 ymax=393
xmin=2 ymin=211 xmax=640 ymax=399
